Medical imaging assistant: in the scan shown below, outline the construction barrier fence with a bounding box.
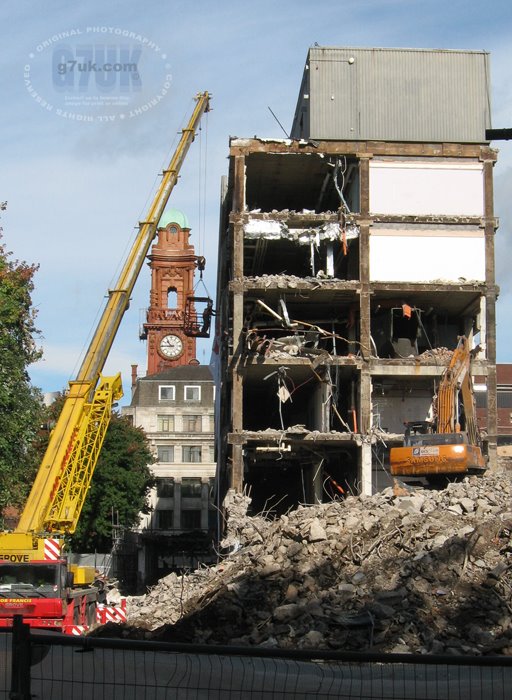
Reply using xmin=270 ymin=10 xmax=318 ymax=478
xmin=3 ymin=617 xmax=512 ymax=699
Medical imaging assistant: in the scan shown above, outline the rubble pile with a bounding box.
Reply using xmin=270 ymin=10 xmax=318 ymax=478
xmin=235 ymin=274 xmax=355 ymax=288
xmin=124 ymin=474 xmax=512 ymax=655
xmin=417 ymin=347 xmax=454 ymax=363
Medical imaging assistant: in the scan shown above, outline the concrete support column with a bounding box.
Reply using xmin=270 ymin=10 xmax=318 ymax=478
xmin=359 ymin=370 xmax=373 ymax=494
xmin=231 ymin=444 xmax=244 ymax=492
xmin=359 ymin=370 xmax=372 ymax=435
xmin=200 ymin=479 xmax=209 ymax=529
xmin=137 ymin=546 xmax=146 ymax=594
xmin=483 ymin=156 xmax=497 ymax=469
xmin=358 ymin=156 xmax=373 ymax=495
xmin=173 ymin=481 xmax=182 ymax=530
xmin=232 ymin=156 xmax=245 ymax=213
xmin=313 ymin=460 xmax=323 ymax=503
xmin=358 ymin=442 xmax=373 ymax=496
xmin=486 ymin=291 xmax=498 ymax=469
xmin=486 ymin=362 xmax=498 ymax=469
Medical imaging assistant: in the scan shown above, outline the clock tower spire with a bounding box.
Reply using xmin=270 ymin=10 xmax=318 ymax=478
xmin=142 ymin=209 xmax=200 ymax=375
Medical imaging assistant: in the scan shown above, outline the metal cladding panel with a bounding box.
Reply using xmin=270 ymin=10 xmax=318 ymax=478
xmin=291 ymin=47 xmax=491 ymax=142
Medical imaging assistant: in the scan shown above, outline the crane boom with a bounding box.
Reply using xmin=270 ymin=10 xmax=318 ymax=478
xmin=15 ymin=91 xmax=210 ymax=536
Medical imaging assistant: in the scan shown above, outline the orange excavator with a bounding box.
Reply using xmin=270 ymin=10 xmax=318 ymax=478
xmin=390 ymin=336 xmax=487 ymax=477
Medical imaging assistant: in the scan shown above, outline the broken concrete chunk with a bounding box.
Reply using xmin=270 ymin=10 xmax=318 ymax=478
xmin=447 ymin=503 xmax=463 ymax=515
xmin=308 ymin=518 xmax=327 ymax=542
xmin=302 ymin=630 xmax=325 ymax=647
xmin=459 ymin=498 xmax=475 ymax=513
xmin=285 ymin=584 xmax=300 ymax=601
xmin=395 ymin=496 xmax=425 ymax=514
xmin=273 ymin=604 xmax=301 ymax=622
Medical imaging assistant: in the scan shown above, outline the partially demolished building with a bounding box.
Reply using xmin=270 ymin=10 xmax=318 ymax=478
xmin=215 ymin=47 xmax=498 ymax=512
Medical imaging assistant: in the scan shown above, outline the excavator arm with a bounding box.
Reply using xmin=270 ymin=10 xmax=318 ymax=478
xmin=14 ymin=92 xmax=211 ymax=537
xmin=436 ymin=336 xmax=471 ymax=434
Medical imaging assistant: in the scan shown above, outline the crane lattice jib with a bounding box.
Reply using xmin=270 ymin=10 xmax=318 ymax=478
xmin=16 ymin=93 xmax=210 ymax=536
xmin=42 ymin=374 xmax=122 ymax=532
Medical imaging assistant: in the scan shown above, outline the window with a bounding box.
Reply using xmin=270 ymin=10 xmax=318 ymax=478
xmin=181 ymin=478 xmax=202 ymax=497
xmin=183 ymin=415 xmax=202 ymax=432
xmin=475 ymin=393 xmax=487 ymax=409
xmin=157 ymin=445 xmax=174 ymax=463
xmin=498 ymin=391 xmax=512 ymax=409
xmin=181 ymin=510 xmax=201 ymax=530
xmin=157 ymin=415 xmax=174 ymax=432
xmin=185 ymin=385 xmax=201 ymax=401
xmin=209 ymin=415 xmax=215 ymax=432
xmin=182 ymin=446 xmax=202 ymax=463
xmin=167 ymin=287 xmax=178 ymax=309
xmin=208 ymin=509 xmax=217 ymax=531
xmin=159 ymin=385 xmax=175 ymax=401
xmin=156 ymin=510 xmax=174 ymax=529
xmin=156 ymin=478 xmax=175 ymax=498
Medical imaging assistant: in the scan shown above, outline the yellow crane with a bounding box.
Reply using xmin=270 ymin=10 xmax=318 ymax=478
xmin=0 ymin=92 xmax=210 ymax=632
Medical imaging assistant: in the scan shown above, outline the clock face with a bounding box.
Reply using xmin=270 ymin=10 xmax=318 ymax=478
xmin=159 ymin=334 xmax=183 ymax=359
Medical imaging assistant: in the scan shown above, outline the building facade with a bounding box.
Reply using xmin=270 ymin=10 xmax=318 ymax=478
xmin=214 ymin=47 xmax=498 ymax=514
xmin=123 ymin=209 xmax=216 ymax=587
xmin=476 ymin=364 xmax=512 ymax=440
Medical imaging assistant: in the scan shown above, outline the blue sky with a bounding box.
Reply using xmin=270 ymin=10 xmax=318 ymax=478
xmin=1 ymin=0 xmax=511 ymax=405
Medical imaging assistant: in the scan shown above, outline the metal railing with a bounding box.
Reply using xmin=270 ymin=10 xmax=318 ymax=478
xmin=6 ymin=616 xmax=512 ymax=699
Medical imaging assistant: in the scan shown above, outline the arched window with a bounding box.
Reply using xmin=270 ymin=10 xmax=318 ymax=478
xmin=167 ymin=287 xmax=178 ymax=309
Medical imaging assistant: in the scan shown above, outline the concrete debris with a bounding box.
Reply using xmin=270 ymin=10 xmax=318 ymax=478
xmin=111 ymin=472 xmax=512 ymax=655
xmin=417 ymin=347 xmax=454 ymax=363
xmin=235 ymin=274 xmax=357 ymax=288
xmin=244 ymin=219 xmax=359 ymax=244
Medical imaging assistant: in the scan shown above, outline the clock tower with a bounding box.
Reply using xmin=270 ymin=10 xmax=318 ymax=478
xmin=142 ymin=209 xmax=200 ymax=375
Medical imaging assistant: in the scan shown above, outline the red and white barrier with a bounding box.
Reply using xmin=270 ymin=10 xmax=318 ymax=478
xmin=96 ymin=598 xmax=127 ymax=625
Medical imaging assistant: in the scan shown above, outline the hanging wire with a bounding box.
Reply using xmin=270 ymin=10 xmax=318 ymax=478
xmin=197 ymin=121 xmax=203 ymax=256
xmin=202 ymin=111 xmax=209 ymax=258
xmin=333 ymin=156 xmax=351 ymax=213
xmin=196 ymin=110 xmax=209 ymax=259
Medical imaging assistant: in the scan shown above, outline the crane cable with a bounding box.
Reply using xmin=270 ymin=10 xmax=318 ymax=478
xmin=197 ymin=109 xmax=209 ymax=259
xmin=195 ymin=109 xmax=210 ymax=300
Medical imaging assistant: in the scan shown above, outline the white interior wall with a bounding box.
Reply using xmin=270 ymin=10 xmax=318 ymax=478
xmin=369 ymin=161 xmax=484 ymax=216
xmin=373 ymin=395 xmax=433 ymax=433
xmin=370 ymin=230 xmax=485 ymax=282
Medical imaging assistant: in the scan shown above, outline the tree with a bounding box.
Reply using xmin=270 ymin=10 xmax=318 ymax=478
xmin=68 ymin=411 xmax=155 ymax=552
xmin=0 ymin=204 xmax=44 ymax=512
